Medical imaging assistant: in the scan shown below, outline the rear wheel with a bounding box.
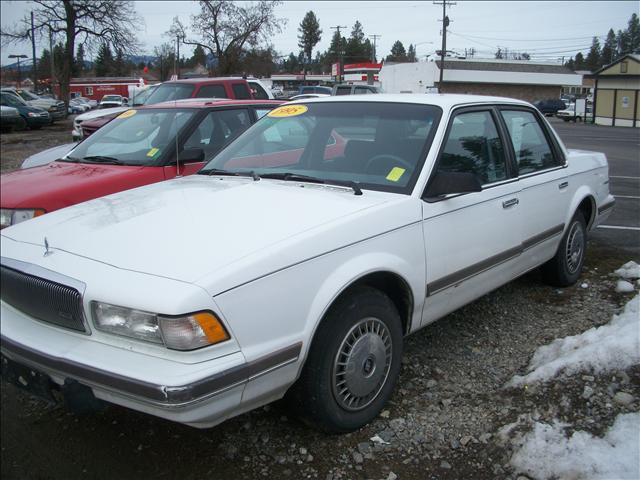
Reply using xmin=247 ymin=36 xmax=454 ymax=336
xmin=288 ymin=286 xmax=403 ymax=433
xmin=542 ymin=211 xmax=587 ymax=287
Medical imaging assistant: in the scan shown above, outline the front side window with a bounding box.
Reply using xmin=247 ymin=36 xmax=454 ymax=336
xmin=196 ymin=84 xmax=228 ymax=99
xmin=201 ymin=102 xmax=442 ymax=194
xmin=335 ymin=86 xmax=352 ymax=96
xmin=232 ymin=83 xmax=251 ymax=100
xmin=249 ymin=82 xmax=269 ymax=100
xmin=182 ymin=109 xmax=251 ymax=159
xmin=66 ymin=109 xmax=195 ymax=166
xmin=145 ymin=83 xmax=196 ymax=104
xmin=500 ymin=110 xmax=559 ymax=175
xmin=437 ymin=110 xmax=507 ymax=185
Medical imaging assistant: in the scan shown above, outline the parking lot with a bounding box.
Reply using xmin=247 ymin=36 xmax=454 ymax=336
xmin=0 ymin=117 xmax=638 ymax=480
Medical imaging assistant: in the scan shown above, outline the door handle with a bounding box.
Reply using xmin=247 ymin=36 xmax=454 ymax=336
xmin=502 ymin=198 xmax=519 ymax=208
xmin=559 ymin=181 xmax=569 ymax=189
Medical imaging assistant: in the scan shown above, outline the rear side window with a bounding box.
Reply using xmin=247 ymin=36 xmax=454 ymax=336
xmin=196 ymin=84 xmax=228 ymax=99
xmin=232 ymin=83 xmax=251 ymax=99
xmin=250 ymin=82 xmax=269 ymax=100
xmin=335 ymin=86 xmax=352 ymax=96
xmin=500 ymin=110 xmax=560 ymax=175
xmin=437 ymin=110 xmax=507 ymax=185
xmin=354 ymin=87 xmax=373 ymax=94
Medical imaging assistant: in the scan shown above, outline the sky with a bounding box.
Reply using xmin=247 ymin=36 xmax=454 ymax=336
xmin=1 ymin=1 xmax=638 ymax=66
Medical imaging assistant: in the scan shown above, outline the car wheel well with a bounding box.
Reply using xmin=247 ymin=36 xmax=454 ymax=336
xmin=577 ymin=196 xmax=595 ymax=230
xmin=330 ymin=272 xmax=413 ymax=336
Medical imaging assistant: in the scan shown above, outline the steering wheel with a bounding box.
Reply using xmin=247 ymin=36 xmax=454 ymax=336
xmin=364 ymin=154 xmax=413 ymax=174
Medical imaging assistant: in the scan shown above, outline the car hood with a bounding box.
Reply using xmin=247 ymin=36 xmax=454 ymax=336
xmin=75 ymin=107 xmax=127 ymax=122
xmin=21 ymin=143 xmax=77 ymax=169
xmin=0 ymin=161 xmax=147 ymax=210
xmin=2 ymin=175 xmax=415 ymax=291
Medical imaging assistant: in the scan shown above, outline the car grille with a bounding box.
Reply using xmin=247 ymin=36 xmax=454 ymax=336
xmin=0 ymin=265 xmax=87 ymax=333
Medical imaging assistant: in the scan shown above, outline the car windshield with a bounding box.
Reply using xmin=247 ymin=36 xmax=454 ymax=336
xmin=131 ymin=86 xmax=158 ymax=106
xmin=145 ymin=83 xmax=195 ymax=104
xmin=66 ymin=108 xmax=195 ymax=166
xmin=201 ymin=102 xmax=442 ymax=194
xmin=102 ymin=95 xmax=121 ymax=101
xmin=17 ymin=90 xmax=39 ymax=100
xmin=1 ymin=93 xmax=26 ymax=107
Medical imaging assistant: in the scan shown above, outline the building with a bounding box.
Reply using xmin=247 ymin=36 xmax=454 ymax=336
xmin=379 ymin=58 xmax=582 ymax=103
xmin=593 ymin=54 xmax=640 ymax=127
xmin=61 ymin=77 xmax=148 ymax=101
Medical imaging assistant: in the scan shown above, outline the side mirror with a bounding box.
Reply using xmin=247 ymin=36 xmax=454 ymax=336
xmin=423 ymin=171 xmax=482 ymax=201
xmin=177 ymin=147 xmax=204 ymax=164
xmin=123 ymin=98 xmax=129 ymax=104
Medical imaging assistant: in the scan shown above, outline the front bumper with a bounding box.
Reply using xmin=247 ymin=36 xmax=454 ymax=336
xmin=1 ymin=300 xmax=301 ymax=427
xmin=25 ymin=114 xmax=50 ymax=127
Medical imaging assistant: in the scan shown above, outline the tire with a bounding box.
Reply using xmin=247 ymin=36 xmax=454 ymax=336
xmin=288 ymin=286 xmax=403 ymax=433
xmin=30 ymin=125 xmax=43 ymax=130
xmin=542 ymin=211 xmax=587 ymax=287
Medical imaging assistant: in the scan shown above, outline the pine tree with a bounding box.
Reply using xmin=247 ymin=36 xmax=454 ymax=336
xmin=627 ymin=13 xmax=640 ymax=53
xmin=113 ymin=49 xmax=127 ymax=76
xmin=191 ymin=45 xmax=207 ymax=67
xmin=297 ymin=11 xmax=322 ymax=66
xmin=37 ymin=49 xmax=52 ymax=81
xmin=585 ymin=37 xmax=601 ymax=72
xmin=573 ymin=52 xmax=586 ymax=70
xmin=95 ymin=43 xmax=114 ymax=77
xmin=407 ymin=44 xmax=416 ymax=62
xmin=386 ymin=41 xmax=407 ymax=62
xmin=601 ymin=29 xmax=617 ymax=67
xmin=345 ymin=21 xmax=368 ymax=62
xmin=74 ymin=43 xmax=85 ymax=76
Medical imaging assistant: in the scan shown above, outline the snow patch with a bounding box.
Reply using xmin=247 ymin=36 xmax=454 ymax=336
xmin=509 ymin=295 xmax=639 ymax=386
xmin=616 ymin=280 xmax=635 ymax=293
xmin=508 ymin=413 xmax=640 ymax=480
xmin=614 ymin=261 xmax=640 ymax=280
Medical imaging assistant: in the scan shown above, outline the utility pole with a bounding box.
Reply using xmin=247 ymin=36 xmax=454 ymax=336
xmin=49 ymin=27 xmax=55 ymax=92
xmin=433 ymin=0 xmax=455 ymax=91
xmin=331 ymin=25 xmax=347 ymax=82
xmin=369 ymin=34 xmax=381 ymax=63
xmin=9 ymin=54 xmax=28 ymax=87
xmin=176 ymin=35 xmax=181 ymax=79
xmin=31 ymin=11 xmax=37 ymax=85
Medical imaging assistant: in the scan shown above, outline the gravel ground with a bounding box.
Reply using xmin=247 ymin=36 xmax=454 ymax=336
xmin=1 ymin=124 xmax=639 ymax=480
xmin=0 ymin=117 xmax=74 ymax=173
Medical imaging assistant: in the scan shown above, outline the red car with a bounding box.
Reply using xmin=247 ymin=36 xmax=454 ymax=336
xmin=0 ymin=99 xmax=282 ymax=228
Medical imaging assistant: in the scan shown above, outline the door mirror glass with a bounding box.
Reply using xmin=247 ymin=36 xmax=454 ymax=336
xmin=423 ymin=171 xmax=482 ymax=200
xmin=178 ymin=148 xmax=204 ymax=164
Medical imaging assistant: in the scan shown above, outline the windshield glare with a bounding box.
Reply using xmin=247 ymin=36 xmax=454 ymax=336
xmin=145 ymin=84 xmax=195 ymax=104
xmin=202 ymin=102 xmax=441 ymax=193
xmin=67 ymin=109 xmax=195 ymax=165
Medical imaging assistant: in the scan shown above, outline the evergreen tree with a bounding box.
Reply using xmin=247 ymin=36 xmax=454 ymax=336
xmin=95 ymin=43 xmax=114 ymax=77
xmin=52 ymin=42 xmax=65 ymax=79
xmin=407 ymin=44 xmax=416 ymax=62
xmin=386 ymin=40 xmax=407 ymax=62
xmin=573 ymin=52 xmax=586 ymax=70
xmin=345 ymin=21 xmax=368 ymax=62
xmin=191 ymin=45 xmax=207 ymax=67
xmin=565 ymin=57 xmax=575 ymax=71
xmin=297 ymin=11 xmax=322 ymax=67
xmin=74 ymin=43 xmax=85 ymax=76
xmin=113 ymin=49 xmax=127 ymax=76
xmin=585 ymin=37 xmax=601 ymax=72
xmin=627 ymin=13 xmax=640 ymax=53
xmin=327 ymin=29 xmax=347 ymax=65
xmin=601 ymin=29 xmax=617 ymax=66
xmin=37 ymin=48 xmax=52 ymax=81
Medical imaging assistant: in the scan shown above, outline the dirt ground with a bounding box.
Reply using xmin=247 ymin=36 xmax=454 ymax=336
xmin=0 ymin=117 xmax=75 ymax=173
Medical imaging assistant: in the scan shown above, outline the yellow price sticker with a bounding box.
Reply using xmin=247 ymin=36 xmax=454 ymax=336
xmin=117 ymin=109 xmax=137 ymax=119
xmin=268 ymin=105 xmax=308 ymax=118
xmin=146 ymin=147 xmax=160 ymax=157
xmin=386 ymin=167 xmax=406 ymax=182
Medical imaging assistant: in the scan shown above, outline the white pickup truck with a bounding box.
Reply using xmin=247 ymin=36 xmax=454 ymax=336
xmin=0 ymin=95 xmax=614 ymax=433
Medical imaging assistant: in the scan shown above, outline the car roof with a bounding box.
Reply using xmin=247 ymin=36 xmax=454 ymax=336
xmin=288 ymin=93 xmax=531 ymax=109
xmin=158 ymin=77 xmax=252 ymax=85
xmin=141 ymin=99 xmax=283 ymax=109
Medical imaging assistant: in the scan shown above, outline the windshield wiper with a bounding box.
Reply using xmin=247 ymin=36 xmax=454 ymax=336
xmin=201 ymin=168 xmax=260 ymax=181
xmin=58 ymin=156 xmax=82 ymax=163
xmin=81 ymin=156 xmax=125 ymax=165
xmin=260 ymin=172 xmax=363 ymax=196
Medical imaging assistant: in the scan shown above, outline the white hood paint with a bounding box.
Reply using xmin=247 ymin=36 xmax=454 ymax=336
xmin=2 ymin=176 xmax=418 ymax=292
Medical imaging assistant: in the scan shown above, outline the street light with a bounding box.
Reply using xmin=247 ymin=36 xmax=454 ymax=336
xmin=8 ymin=54 xmax=28 ymax=87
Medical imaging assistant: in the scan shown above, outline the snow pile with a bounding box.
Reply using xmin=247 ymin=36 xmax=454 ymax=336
xmin=509 ymin=294 xmax=639 ymax=386
xmin=614 ymin=261 xmax=640 ymax=280
xmin=508 ymin=413 xmax=640 ymax=480
xmin=616 ymin=280 xmax=635 ymax=293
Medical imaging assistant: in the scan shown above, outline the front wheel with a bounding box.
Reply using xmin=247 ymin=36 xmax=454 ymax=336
xmin=288 ymin=286 xmax=403 ymax=433
xmin=542 ymin=211 xmax=587 ymax=287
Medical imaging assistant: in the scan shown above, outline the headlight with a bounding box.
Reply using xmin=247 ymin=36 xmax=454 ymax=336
xmin=91 ymin=302 xmax=230 ymax=350
xmin=27 ymin=112 xmax=40 ymax=117
xmin=0 ymin=208 xmax=46 ymax=229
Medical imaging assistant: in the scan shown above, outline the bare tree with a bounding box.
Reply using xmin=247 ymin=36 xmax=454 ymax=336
xmin=169 ymin=1 xmax=285 ymax=75
xmin=1 ymin=1 xmax=142 ymax=103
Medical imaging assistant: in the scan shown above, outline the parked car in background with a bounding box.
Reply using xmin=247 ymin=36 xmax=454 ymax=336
xmin=0 ymin=91 xmax=50 ymax=129
xmin=533 ymin=98 xmax=567 ymax=116
xmin=245 ymin=78 xmax=274 ymax=100
xmin=556 ymin=102 xmax=593 ymax=122
xmin=72 ymin=106 xmax=129 ymax=140
xmin=99 ymin=94 xmax=127 ymax=108
xmin=76 ymin=96 xmax=98 ymax=108
xmin=144 ymin=77 xmax=256 ymax=105
xmin=68 ymin=98 xmax=90 ymax=114
xmin=298 ymin=85 xmax=333 ymax=96
xmin=1 ymin=99 xmax=283 ymax=226
xmin=0 ymin=95 xmax=614 ymax=432
xmin=332 ymin=84 xmax=381 ymax=95
xmin=288 ymin=93 xmax=331 ymax=101
xmin=1 ymin=87 xmax=66 ymax=121
xmin=0 ymin=105 xmax=25 ymax=132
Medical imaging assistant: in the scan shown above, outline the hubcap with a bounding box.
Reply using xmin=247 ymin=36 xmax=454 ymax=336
xmin=565 ymin=221 xmax=584 ymax=274
xmin=332 ymin=317 xmax=392 ymax=412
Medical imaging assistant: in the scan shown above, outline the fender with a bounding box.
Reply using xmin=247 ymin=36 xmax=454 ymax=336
xmin=566 ymin=185 xmax=597 ymax=231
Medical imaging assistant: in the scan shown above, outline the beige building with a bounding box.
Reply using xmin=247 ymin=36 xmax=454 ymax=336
xmin=593 ymin=54 xmax=640 ymax=127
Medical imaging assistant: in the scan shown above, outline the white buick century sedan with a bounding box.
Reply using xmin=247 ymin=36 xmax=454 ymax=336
xmin=1 ymin=95 xmax=615 ymax=432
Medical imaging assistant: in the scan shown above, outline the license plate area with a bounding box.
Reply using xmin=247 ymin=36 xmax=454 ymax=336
xmin=1 ymin=354 xmax=57 ymax=403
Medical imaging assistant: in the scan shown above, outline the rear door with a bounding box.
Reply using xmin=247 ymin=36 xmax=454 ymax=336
xmin=421 ymin=107 xmax=522 ymax=325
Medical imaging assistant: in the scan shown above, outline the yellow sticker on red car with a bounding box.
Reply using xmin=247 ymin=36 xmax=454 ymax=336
xmin=117 ymin=110 xmax=136 ymax=119
xmin=268 ymin=105 xmax=308 ymax=118
xmin=386 ymin=167 xmax=406 ymax=182
xmin=146 ymin=147 xmax=160 ymax=157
